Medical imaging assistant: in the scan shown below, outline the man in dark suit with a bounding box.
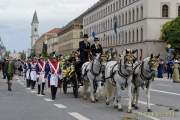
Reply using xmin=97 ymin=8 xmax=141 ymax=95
xmin=79 ymin=34 xmax=91 ymax=64
xmin=91 ymin=37 xmax=103 ymax=57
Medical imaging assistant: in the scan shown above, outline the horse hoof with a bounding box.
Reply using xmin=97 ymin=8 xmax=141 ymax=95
xmin=106 ymin=102 xmax=110 ymax=105
xmin=174 ymin=109 xmax=179 ymax=112
xmin=114 ymin=106 xmax=118 ymax=109
xmin=95 ymin=99 xmax=99 ymax=102
xmin=127 ymin=109 xmax=132 ymax=113
xmin=118 ymin=108 xmax=123 ymax=112
xmin=91 ymin=100 xmax=95 ymax=103
xmin=132 ymin=104 xmax=136 ymax=107
xmin=147 ymin=109 xmax=152 ymax=112
xmin=134 ymin=106 xmax=139 ymax=110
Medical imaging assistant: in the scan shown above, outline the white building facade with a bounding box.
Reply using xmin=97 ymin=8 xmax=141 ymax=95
xmin=83 ymin=0 xmax=180 ymax=59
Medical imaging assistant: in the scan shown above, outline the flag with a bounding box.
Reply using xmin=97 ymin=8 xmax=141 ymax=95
xmin=92 ymin=31 xmax=96 ymax=38
xmin=113 ymin=15 xmax=117 ymax=35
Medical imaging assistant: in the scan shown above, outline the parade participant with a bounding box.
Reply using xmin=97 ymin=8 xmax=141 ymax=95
xmin=157 ymin=59 xmax=164 ymax=78
xmin=48 ymin=55 xmax=60 ymax=100
xmin=79 ymin=34 xmax=91 ymax=64
xmin=45 ymin=59 xmax=51 ymax=88
xmin=74 ymin=50 xmax=82 ymax=84
xmin=2 ymin=58 xmax=7 ymax=79
xmin=37 ymin=56 xmax=46 ymax=95
xmin=30 ymin=57 xmax=37 ymax=90
xmin=6 ymin=57 xmax=15 ymax=91
xmin=25 ymin=59 xmax=31 ymax=88
xmin=172 ymin=59 xmax=180 ymax=83
xmin=167 ymin=59 xmax=173 ymax=79
xmin=90 ymin=37 xmax=103 ymax=57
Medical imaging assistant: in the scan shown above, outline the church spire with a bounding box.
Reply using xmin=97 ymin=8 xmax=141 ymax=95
xmin=31 ymin=11 xmax=39 ymax=25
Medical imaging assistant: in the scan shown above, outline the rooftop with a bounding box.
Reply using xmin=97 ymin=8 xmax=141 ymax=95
xmin=31 ymin=11 xmax=39 ymax=24
xmin=47 ymin=28 xmax=61 ymax=34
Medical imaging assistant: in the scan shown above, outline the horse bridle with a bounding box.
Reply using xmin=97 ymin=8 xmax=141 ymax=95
xmin=124 ymin=55 xmax=135 ymax=69
xmin=118 ymin=59 xmax=129 ymax=79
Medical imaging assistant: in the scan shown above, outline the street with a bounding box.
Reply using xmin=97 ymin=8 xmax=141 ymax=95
xmin=0 ymin=75 xmax=179 ymax=120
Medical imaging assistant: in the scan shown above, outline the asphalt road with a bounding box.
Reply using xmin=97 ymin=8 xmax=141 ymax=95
xmin=0 ymin=75 xmax=179 ymax=120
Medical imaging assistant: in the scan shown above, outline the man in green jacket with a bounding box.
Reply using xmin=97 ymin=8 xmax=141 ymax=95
xmin=6 ymin=58 xmax=15 ymax=91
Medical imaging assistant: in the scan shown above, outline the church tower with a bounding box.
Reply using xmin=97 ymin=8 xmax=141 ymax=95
xmin=31 ymin=11 xmax=39 ymax=48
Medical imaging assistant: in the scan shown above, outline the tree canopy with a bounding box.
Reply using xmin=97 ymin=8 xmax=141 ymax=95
xmin=161 ymin=17 xmax=180 ymax=49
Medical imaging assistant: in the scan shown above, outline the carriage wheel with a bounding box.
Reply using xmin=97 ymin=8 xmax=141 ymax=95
xmin=73 ymin=75 xmax=79 ymax=98
xmin=63 ymin=78 xmax=67 ymax=94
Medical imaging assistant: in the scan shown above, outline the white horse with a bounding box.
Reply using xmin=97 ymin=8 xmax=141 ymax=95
xmin=105 ymin=50 xmax=137 ymax=113
xmin=131 ymin=54 xmax=159 ymax=112
xmin=81 ymin=53 xmax=103 ymax=102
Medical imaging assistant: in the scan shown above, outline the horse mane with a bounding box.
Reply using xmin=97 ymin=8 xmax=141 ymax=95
xmin=143 ymin=57 xmax=150 ymax=62
xmin=142 ymin=57 xmax=151 ymax=71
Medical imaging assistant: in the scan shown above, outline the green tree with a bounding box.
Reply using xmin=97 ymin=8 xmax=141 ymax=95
xmin=30 ymin=49 xmax=36 ymax=58
xmin=4 ymin=51 xmax=10 ymax=58
xmin=41 ymin=43 xmax=48 ymax=57
xmin=19 ymin=52 xmax=26 ymax=60
xmin=161 ymin=17 xmax=180 ymax=49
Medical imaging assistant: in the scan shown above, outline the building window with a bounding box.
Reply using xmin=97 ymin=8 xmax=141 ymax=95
xmin=178 ymin=6 xmax=180 ymax=16
xmin=129 ymin=30 xmax=131 ymax=43
xmin=136 ymin=29 xmax=139 ymax=42
xmin=132 ymin=30 xmax=134 ymax=43
xmin=126 ymin=0 xmax=128 ymax=6
xmin=122 ymin=13 xmax=124 ymax=25
xmin=119 ymin=15 xmax=121 ymax=26
xmin=122 ymin=0 xmax=124 ymax=7
xmin=111 ymin=18 xmax=113 ymax=29
xmin=116 ymin=1 xmax=119 ymax=10
xmin=132 ymin=9 xmax=135 ymax=22
xmin=111 ymin=4 xmax=113 ymax=13
xmin=162 ymin=4 xmax=169 ymax=17
xmin=141 ymin=6 xmax=143 ymax=19
xmin=141 ymin=28 xmax=143 ymax=42
xmin=119 ymin=0 xmax=121 ymax=8
xmin=119 ymin=32 xmax=121 ymax=45
xmin=122 ymin=31 xmax=124 ymax=44
xmin=129 ymin=11 xmax=131 ymax=23
xmin=113 ymin=3 xmax=115 ymax=12
xmin=125 ymin=12 xmax=128 ymax=24
xmin=137 ymin=7 xmax=139 ymax=20
xmin=125 ymin=31 xmax=127 ymax=44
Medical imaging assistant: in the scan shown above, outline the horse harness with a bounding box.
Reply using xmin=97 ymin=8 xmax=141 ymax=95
xmin=106 ymin=60 xmax=129 ymax=87
xmin=133 ymin=61 xmax=154 ymax=89
xmin=90 ymin=60 xmax=102 ymax=77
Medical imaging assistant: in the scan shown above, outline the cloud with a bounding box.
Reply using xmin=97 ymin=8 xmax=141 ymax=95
xmin=0 ymin=0 xmax=99 ymax=51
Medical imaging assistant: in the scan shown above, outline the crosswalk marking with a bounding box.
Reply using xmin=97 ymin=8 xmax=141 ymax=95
xmin=138 ymin=100 xmax=155 ymax=106
xmin=37 ymin=94 xmax=44 ymax=97
xmin=54 ymin=104 xmax=67 ymax=109
xmin=44 ymin=98 xmax=54 ymax=102
xmin=30 ymin=90 xmax=36 ymax=93
xmin=151 ymin=89 xmax=180 ymax=96
xmin=125 ymin=99 xmax=155 ymax=106
xmin=68 ymin=112 xmax=90 ymax=120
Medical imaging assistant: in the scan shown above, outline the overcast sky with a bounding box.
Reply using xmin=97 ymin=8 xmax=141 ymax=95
xmin=0 ymin=0 xmax=99 ymax=52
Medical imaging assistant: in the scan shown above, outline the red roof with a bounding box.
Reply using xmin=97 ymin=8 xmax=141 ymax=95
xmin=47 ymin=28 xmax=61 ymax=34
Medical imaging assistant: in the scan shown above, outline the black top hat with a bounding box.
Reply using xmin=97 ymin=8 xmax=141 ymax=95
xmin=94 ymin=37 xmax=99 ymax=41
xmin=83 ymin=34 xmax=89 ymax=38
